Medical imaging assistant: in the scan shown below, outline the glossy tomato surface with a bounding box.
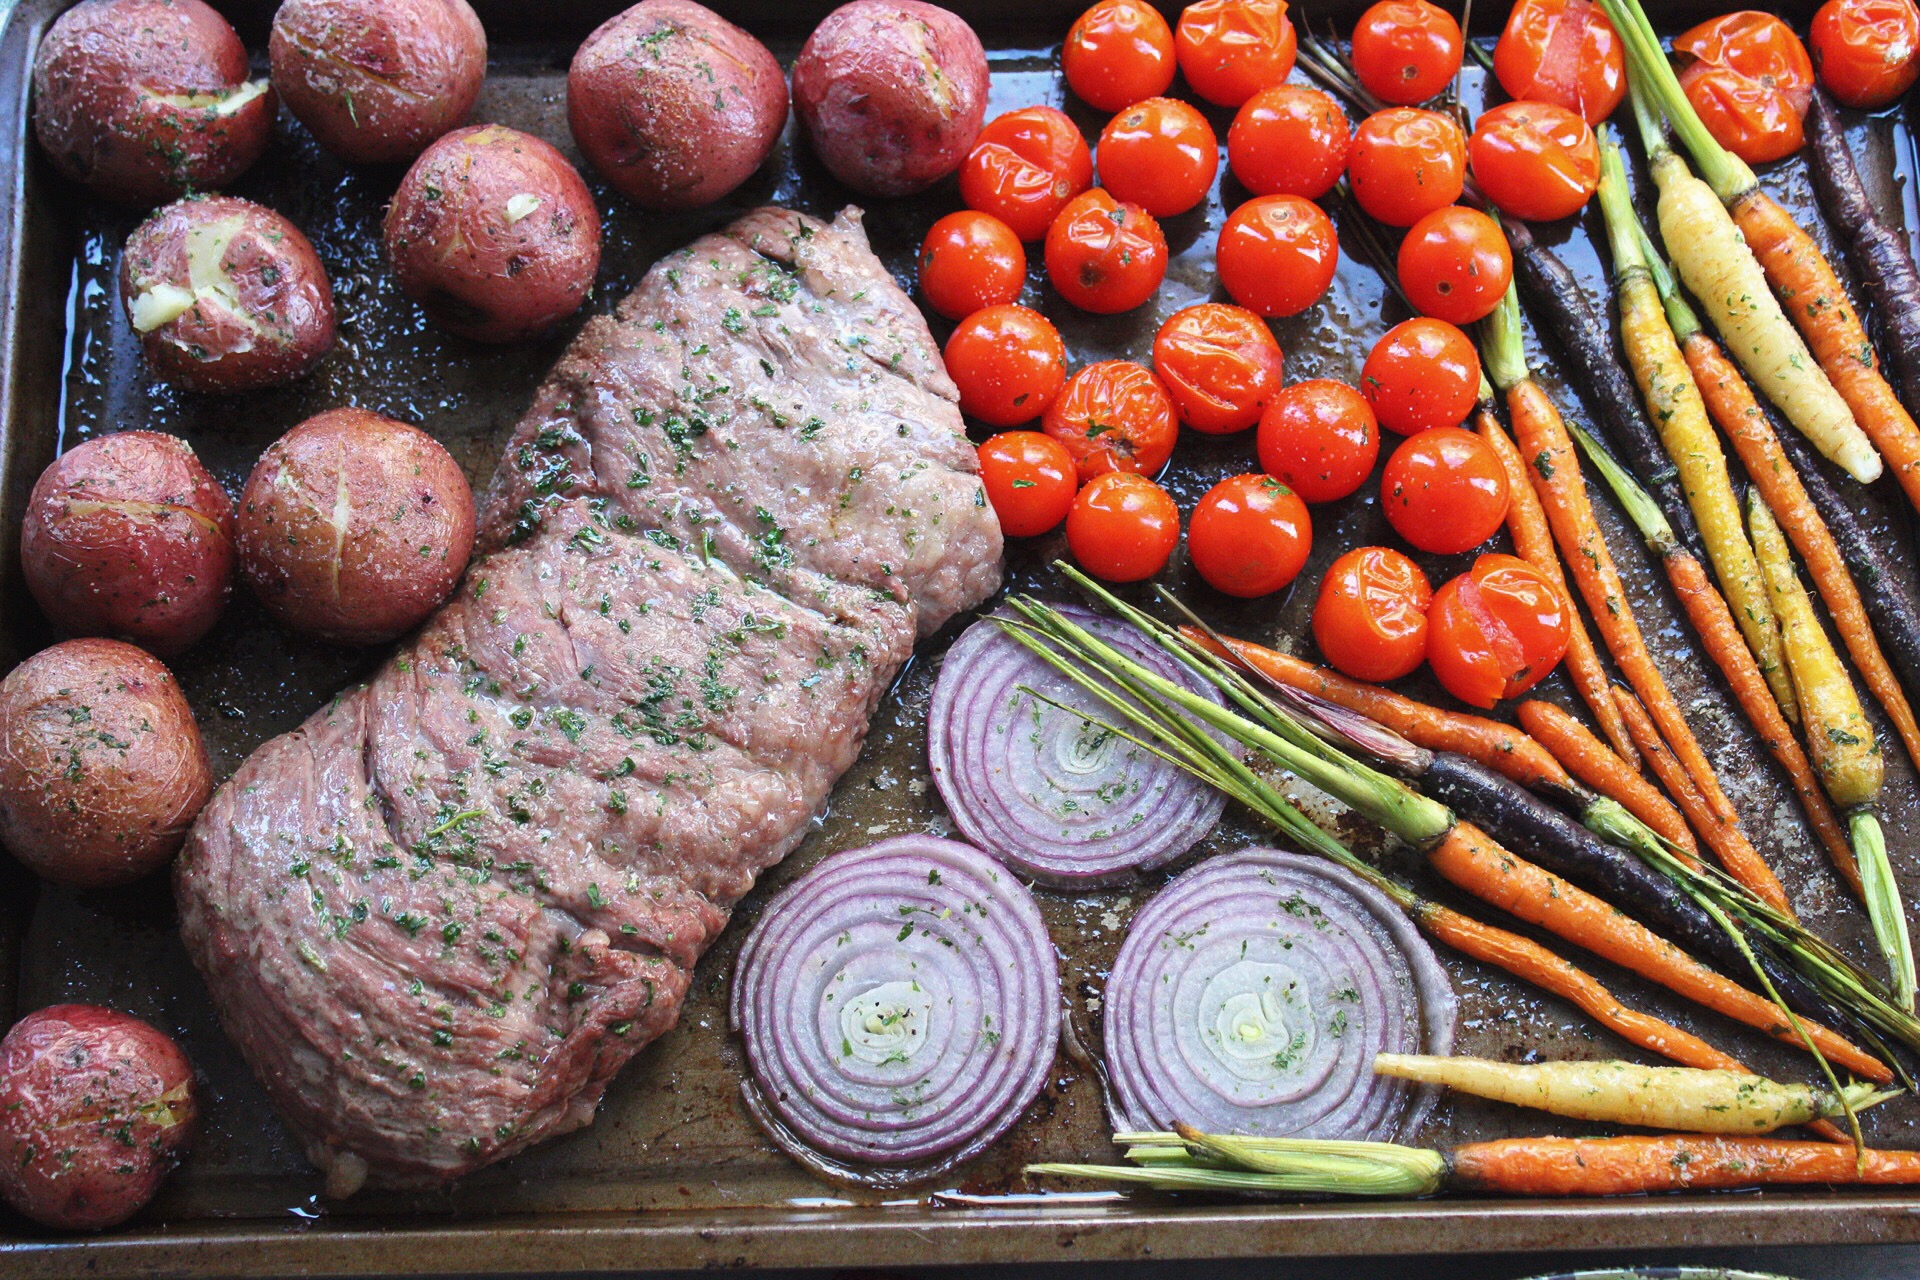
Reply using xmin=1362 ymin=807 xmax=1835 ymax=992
xmin=1426 ymin=553 xmax=1572 ymax=707
xmin=1066 ymin=472 xmax=1180 ymax=581
xmin=1811 ymin=0 xmax=1920 ymax=108
xmin=1676 ymin=12 xmax=1815 ymax=164
xmin=1216 ymin=195 xmax=1338 ymax=318
xmin=1227 ymin=84 xmax=1351 ymax=199
xmin=1151 ymin=302 xmax=1284 ymax=434
xmin=1064 ymin=0 xmax=1178 ymax=113
xmin=1351 ymin=0 xmax=1463 ymax=106
xmin=1468 ymin=101 xmax=1600 ymax=223
xmin=960 ymin=106 xmax=1095 ymax=241
xmin=1382 ymin=426 xmax=1510 ymax=554
xmin=1312 ymin=545 xmax=1433 ymax=682
xmin=1348 ymin=107 xmax=1466 ymax=227
xmin=1098 ymin=97 xmax=1219 ymax=217
xmin=1175 ymin=0 xmax=1297 ymax=106
xmin=1045 ymin=188 xmax=1167 ymax=313
xmin=1187 ymin=473 xmax=1312 ymax=597
xmin=1043 ymin=359 xmax=1180 ymax=479
xmin=944 ymin=304 xmax=1068 ymax=426
xmin=978 ymin=431 xmax=1078 ymax=537
xmin=919 ymin=210 xmax=1026 ymax=320
xmin=1493 ymin=0 xmax=1626 ymax=124
xmin=1399 ymin=205 xmax=1512 ymax=326
xmin=1361 ymin=317 xmax=1480 ymax=436
xmin=1256 ymin=379 xmax=1379 ymax=503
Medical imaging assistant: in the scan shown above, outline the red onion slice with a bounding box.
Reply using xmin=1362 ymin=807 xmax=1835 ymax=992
xmin=1105 ymin=848 xmax=1455 ymax=1141
xmin=928 ymin=606 xmax=1228 ymax=886
xmin=730 ymin=836 xmax=1060 ymax=1177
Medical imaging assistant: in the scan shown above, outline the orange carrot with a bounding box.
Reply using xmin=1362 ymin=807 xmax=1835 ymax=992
xmin=1479 ymin=406 xmax=1638 ymax=769
xmin=1516 ymin=699 xmax=1698 ymax=861
xmin=1426 ymin=824 xmax=1888 ymax=1081
xmin=1452 ymin=1134 xmax=1920 ymax=1195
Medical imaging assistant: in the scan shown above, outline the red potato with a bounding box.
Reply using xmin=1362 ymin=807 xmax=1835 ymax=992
xmin=30 ymin=0 xmax=275 ymax=206
xmin=237 ymin=409 xmax=476 ymax=645
xmin=569 ymin=0 xmax=788 ymax=210
xmin=0 ymin=1005 xmax=197 ymax=1232
xmin=384 ymin=124 xmax=602 ymax=343
xmin=791 ymin=0 xmax=990 ymax=197
xmin=120 ymin=196 xmax=337 ymax=394
xmin=0 ymin=639 xmax=212 ymax=888
xmin=270 ymin=0 xmax=488 ymax=165
xmin=20 ymin=432 xmax=234 ymax=657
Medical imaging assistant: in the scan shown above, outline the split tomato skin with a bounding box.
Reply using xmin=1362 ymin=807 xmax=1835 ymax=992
xmin=1361 ymin=317 xmax=1481 ymax=436
xmin=1675 ymin=12 xmax=1815 ymax=165
xmin=918 ymin=211 xmax=1026 ymax=321
xmin=1097 ymin=97 xmax=1220 ymax=218
xmin=1066 ymin=472 xmax=1181 ymax=581
xmin=978 ymin=431 xmax=1078 ymax=537
xmin=1045 ymin=188 xmax=1168 ymax=314
xmin=1493 ymin=0 xmax=1626 ymax=125
xmin=1398 ymin=205 xmax=1512 ymax=326
xmin=1312 ymin=545 xmax=1434 ymax=682
xmin=1064 ymin=0 xmax=1179 ymax=113
xmin=1186 ymin=473 xmax=1313 ymax=598
xmin=1216 ymin=194 xmax=1339 ymax=318
xmin=1348 ymin=107 xmax=1467 ymax=228
xmin=1256 ymin=379 xmax=1379 ymax=503
xmin=944 ymin=304 xmax=1068 ymax=427
xmin=1151 ymin=302 xmax=1284 ymax=435
xmin=1811 ymin=0 xmax=1920 ymax=109
xmin=1382 ymin=426 xmax=1511 ymax=555
xmin=1468 ymin=101 xmax=1601 ymax=223
xmin=1043 ymin=359 xmax=1180 ymax=480
xmin=1227 ymin=84 xmax=1352 ymax=199
xmin=1351 ymin=0 xmax=1463 ymax=106
xmin=1174 ymin=0 xmax=1297 ymax=107
xmin=1426 ymin=553 xmax=1572 ymax=707
xmin=960 ymin=106 xmax=1095 ymax=242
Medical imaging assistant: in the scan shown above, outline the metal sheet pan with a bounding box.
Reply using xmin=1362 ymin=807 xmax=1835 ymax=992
xmin=6 ymin=0 xmax=1920 ymax=1272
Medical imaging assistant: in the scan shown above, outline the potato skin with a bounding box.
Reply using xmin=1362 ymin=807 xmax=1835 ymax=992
xmin=0 ymin=1005 xmax=197 ymax=1232
xmin=120 ymin=196 xmax=337 ymax=393
xmin=383 ymin=124 xmax=602 ymax=343
xmin=568 ymin=0 xmax=787 ymax=210
xmin=31 ymin=0 xmax=275 ymax=207
xmin=270 ymin=0 xmax=488 ymax=165
xmin=237 ymin=409 xmax=477 ymax=645
xmin=21 ymin=433 xmax=235 ymax=658
xmin=0 ymin=639 xmax=212 ymax=888
xmin=791 ymin=0 xmax=989 ymax=197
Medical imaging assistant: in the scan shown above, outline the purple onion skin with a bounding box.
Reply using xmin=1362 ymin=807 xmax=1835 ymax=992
xmin=730 ymin=836 xmax=1061 ymax=1178
xmin=928 ymin=607 xmax=1227 ymax=887
xmin=1105 ymin=848 xmax=1455 ymax=1142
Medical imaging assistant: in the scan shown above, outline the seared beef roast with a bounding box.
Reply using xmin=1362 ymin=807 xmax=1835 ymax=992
xmin=176 ymin=208 xmax=1003 ymax=1193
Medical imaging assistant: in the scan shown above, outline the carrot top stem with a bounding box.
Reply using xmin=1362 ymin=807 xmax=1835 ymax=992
xmin=1600 ymin=0 xmax=1755 ymax=200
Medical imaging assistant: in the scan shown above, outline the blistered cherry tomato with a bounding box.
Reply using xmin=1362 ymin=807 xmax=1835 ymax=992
xmin=1187 ymin=473 xmax=1312 ymax=597
xmin=944 ymin=304 xmax=1068 ymax=426
xmin=1494 ymin=0 xmax=1627 ymax=124
xmin=1469 ymin=101 xmax=1600 ymax=222
xmin=1064 ymin=0 xmax=1179 ymax=113
xmin=1045 ymin=188 xmax=1167 ymax=314
xmin=1426 ymin=553 xmax=1572 ymax=707
xmin=1352 ymin=0 xmax=1463 ymax=106
xmin=978 ymin=431 xmax=1078 ymax=537
xmin=1361 ymin=317 xmax=1480 ymax=436
xmin=1066 ymin=472 xmax=1180 ymax=581
xmin=1098 ymin=97 xmax=1220 ymax=217
xmin=1256 ymin=379 xmax=1379 ymax=503
xmin=919 ymin=211 xmax=1026 ymax=321
xmin=1382 ymin=426 xmax=1510 ymax=554
xmin=1676 ymin=12 xmax=1815 ymax=165
xmin=1348 ymin=107 xmax=1466 ymax=227
xmin=1151 ymin=303 xmax=1284 ymax=434
xmin=1216 ymin=195 xmax=1339 ymax=318
xmin=1043 ymin=359 xmax=1180 ymax=479
xmin=1399 ymin=205 xmax=1512 ymax=326
xmin=1228 ymin=84 xmax=1352 ymax=199
xmin=961 ymin=107 xmax=1096 ymax=242
xmin=1312 ymin=546 xmax=1433 ymax=682
xmin=1175 ymin=0 xmax=1297 ymax=107
xmin=1812 ymin=0 xmax=1920 ymax=108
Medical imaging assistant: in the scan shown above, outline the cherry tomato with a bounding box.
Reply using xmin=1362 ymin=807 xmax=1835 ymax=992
xmin=1675 ymin=12 xmax=1815 ymax=165
xmin=1175 ymin=0 xmax=1297 ymax=107
xmin=1312 ymin=546 xmax=1433 ymax=682
xmin=1216 ymin=194 xmax=1339 ymax=318
xmin=1066 ymin=472 xmax=1180 ymax=581
xmin=1044 ymin=188 xmax=1168 ymax=314
xmin=1812 ymin=0 xmax=1920 ymax=109
xmin=1187 ymin=473 xmax=1312 ymax=597
xmin=978 ymin=431 xmax=1078 ymax=537
xmin=1351 ymin=0 xmax=1463 ymax=106
xmin=1098 ymin=97 xmax=1220 ymax=217
xmin=1064 ymin=0 xmax=1179 ymax=113
xmin=1382 ymin=426 xmax=1510 ymax=554
xmin=960 ymin=106 xmax=1096 ymax=242
xmin=1426 ymin=553 xmax=1572 ymax=707
xmin=918 ymin=211 xmax=1026 ymax=321
xmin=1398 ymin=205 xmax=1512 ymax=326
xmin=1361 ymin=317 xmax=1480 ymax=436
xmin=1043 ymin=359 xmax=1180 ymax=480
xmin=1228 ymin=84 xmax=1352 ymax=199
xmin=1348 ymin=107 xmax=1467 ymax=227
xmin=1256 ymin=379 xmax=1379 ymax=503
xmin=943 ymin=304 xmax=1068 ymax=427
xmin=1468 ymin=101 xmax=1600 ymax=223
xmin=1493 ymin=0 xmax=1626 ymax=125
xmin=1151 ymin=302 xmax=1284 ymax=434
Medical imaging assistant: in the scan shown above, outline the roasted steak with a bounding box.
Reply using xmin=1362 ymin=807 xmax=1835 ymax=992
xmin=175 ymin=207 xmax=1003 ymax=1193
